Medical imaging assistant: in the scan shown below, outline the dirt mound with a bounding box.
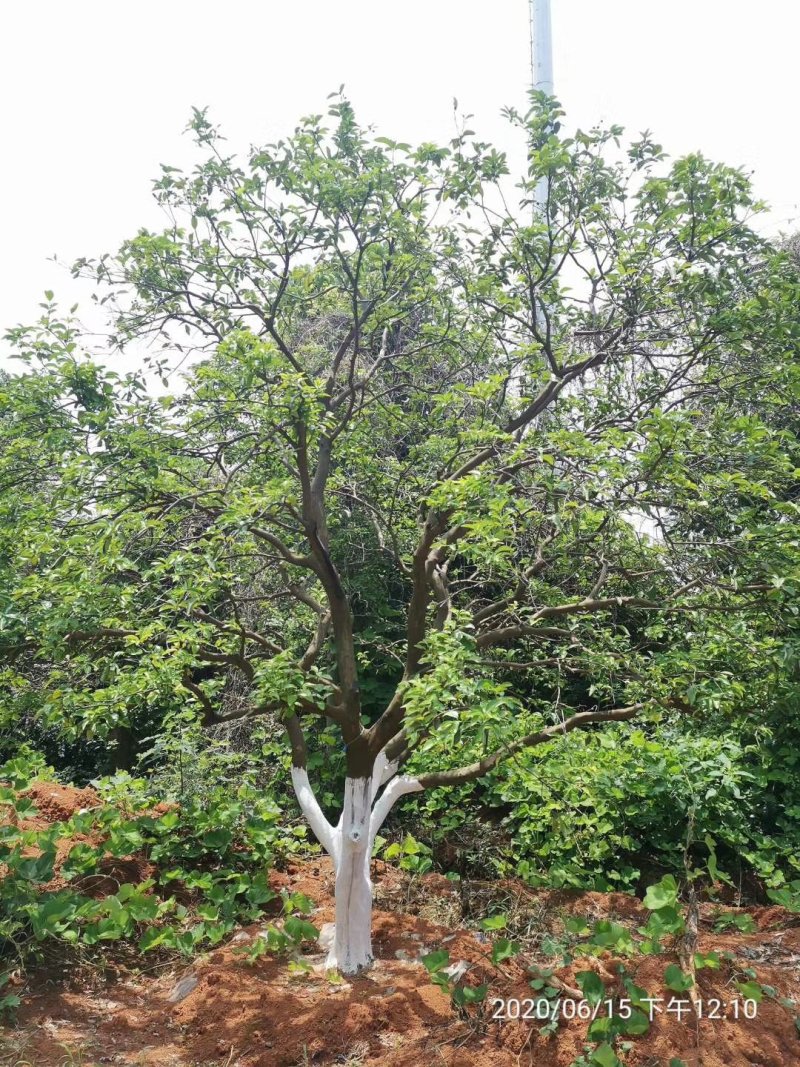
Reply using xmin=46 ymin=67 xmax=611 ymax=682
xmin=20 ymin=780 xmax=99 ymax=823
xmin=2 ymin=780 xmax=160 ymax=898
xmin=9 ymin=859 xmax=800 ymax=1067
xmin=78 ymin=855 xmax=156 ymax=898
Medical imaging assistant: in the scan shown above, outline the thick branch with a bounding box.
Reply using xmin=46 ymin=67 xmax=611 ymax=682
xmin=298 ymin=610 xmax=331 ymax=671
xmin=250 ymin=526 xmax=315 ymax=569
xmin=415 ymin=703 xmax=646 ymax=788
xmin=476 ymin=624 xmax=576 ymax=648
xmin=290 ymin=764 xmax=338 ymax=860
xmin=64 ymin=627 xmax=136 ymax=644
xmin=369 ymin=775 xmax=424 ymax=846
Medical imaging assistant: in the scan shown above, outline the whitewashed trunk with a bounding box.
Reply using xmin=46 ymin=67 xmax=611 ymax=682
xmin=290 ymin=760 xmax=423 ymax=975
xmin=331 ymin=777 xmax=373 ymax=973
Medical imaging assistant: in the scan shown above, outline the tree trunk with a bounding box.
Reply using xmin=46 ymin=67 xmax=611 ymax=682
xmin=108 ymin=726 xmax=134 ymax=771
xmin=329 ymin=777 xmax=373 ymax=973
xmin=290 ymin=759 xmax=424 ymax=975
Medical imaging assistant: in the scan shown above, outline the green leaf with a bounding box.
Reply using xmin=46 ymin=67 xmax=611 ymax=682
xmin=643 ymin=875 xmax=679 ymax=911
xmin=591 ymin=1043 xmax=622 ymax=1067
xmin=694 ymin=951 xmax=720 ymax=970
xmin=201 ymin=828 xmax=232 ymax=850
xmin=491 ymin=938 xmax=519 ymax=965
xmin=480 ymin=913 xmax=508 ymax=931
xmin=664 ymin=964 xmax=693 ymax=992
xmin=283 ymin=917 xmax=318 ymax=943
xmin=565 ymin=916 xmax=590 ymax=935
xmin=735 ymin=981 xmax=763 ymax=1003
xmin=422 ymin=950 xmax=450 ymax=973
xmin=14 ymin=850 xmax=56 ymax=883
xmin=281 ymin=890 xmax=314 ymax=915
xmin=620 ymin=1008 xmax=650 ymax=1036
xmin=576 ymin=969 xmax=605 ymax=1005
xmin=453 ymin=983 xmax=487 ymax=1005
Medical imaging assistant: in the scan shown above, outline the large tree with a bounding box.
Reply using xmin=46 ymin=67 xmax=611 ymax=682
xmin=3 ymin=96 xmax=798 ymax=972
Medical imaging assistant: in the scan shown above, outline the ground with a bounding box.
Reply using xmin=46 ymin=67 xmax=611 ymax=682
xmin=2 ymin=782 xmax=800 ymax=1067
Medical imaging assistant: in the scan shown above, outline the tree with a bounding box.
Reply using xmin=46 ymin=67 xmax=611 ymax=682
xmin=3 ymin=96 xmax=798 ymax=973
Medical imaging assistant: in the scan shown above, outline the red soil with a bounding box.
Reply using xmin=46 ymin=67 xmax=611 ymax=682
xmin=20 ymin=781 xmax=99 ymax=824
xmin=3 ymin=783 xmax=800 ymax=1067
xmin=7 ymin=781 xmax=153 ymax=896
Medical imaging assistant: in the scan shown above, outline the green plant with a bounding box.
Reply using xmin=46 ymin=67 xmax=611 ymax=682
xmin=381 ymin=833 xmax=433 ymax=876
xmin=474 ymin=724 xmax=800 ymax=893
xmin=236 ymin=891 xmax=318 ymax=965
xmin=0 ymin=758 xmax=308 ymax=1014
xmin=3 ymin=85 xmax=798 ymax=978
xmin=713 ymin=911 xmax=757 ymax=934
xmin=766 ymin=880 xmax=800 ymax=913
xmin=421 ymin=949 xmax=488 ymax=1011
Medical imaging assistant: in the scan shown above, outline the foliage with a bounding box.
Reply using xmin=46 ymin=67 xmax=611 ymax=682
xmin=421 ymin=949 xmax=488 ymax=1011
xmin=0 ymin=754 xmax=308 ymax=1013
xmin=1 ymin=93 xmax=799 ymax=932
xmin=234 ymin=890 xmax=318 ymax=966
xmin=422 ymin=872 xmax=800 ymax=1067
xmin=380 ymin=832 xmax=433 ymax=875
xmin=412 ymin=717 xmax=800 ymax=893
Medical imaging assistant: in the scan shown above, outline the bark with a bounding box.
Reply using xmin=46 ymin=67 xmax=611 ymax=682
xmin=290 ymin=758 xmax=422 ymax=974
xmin=332 ymin=777 xmax=373 ymax=973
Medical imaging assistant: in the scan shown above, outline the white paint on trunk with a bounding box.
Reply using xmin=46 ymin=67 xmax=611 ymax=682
xmin=369 ymin=752 xmax=389 ymax=805
xmin=379 ymin=757 xmax=400 ymax=787
xmin=369 ymin=774 xmax=424 ymax=851
xmin=330 ymin=776 xmax=373 ymax=973
xmin=290 ymin=766 xmax=339 ymax=864
xmin=289 ymin=764 xmax=423 ymax=975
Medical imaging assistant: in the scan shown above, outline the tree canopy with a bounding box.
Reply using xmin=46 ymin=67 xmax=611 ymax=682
xmin=2 ymin=94 xmax=799 ymax=970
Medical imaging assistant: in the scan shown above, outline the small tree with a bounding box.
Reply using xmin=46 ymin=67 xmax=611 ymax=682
xmin=3 ymin=97 xmax=798 ymax=973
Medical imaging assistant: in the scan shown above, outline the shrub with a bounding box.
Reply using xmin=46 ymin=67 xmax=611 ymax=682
xmin=0 ymin=753 xmax=310 ymax=1013
xmin=414 ymin=721 xmax=800 ymax=893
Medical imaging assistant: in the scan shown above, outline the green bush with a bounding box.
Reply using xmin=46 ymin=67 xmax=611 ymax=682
xmin=0 ymin=752 xmax=311 ymax=1014
xmin=413 ymin=721 xmax=800 ymax=893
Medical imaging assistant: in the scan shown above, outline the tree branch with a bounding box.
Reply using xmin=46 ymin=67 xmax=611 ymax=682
xmin=415 ymin=703 xmax=647 ymax=787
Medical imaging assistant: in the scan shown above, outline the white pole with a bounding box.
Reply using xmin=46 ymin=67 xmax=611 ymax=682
xmin=529 ymin=0 xmax=554 ymax=413
xmin=530 ymin=0 xmax=554 ymax=215
xmin=530 ymin=0 xmax=554 ymax=95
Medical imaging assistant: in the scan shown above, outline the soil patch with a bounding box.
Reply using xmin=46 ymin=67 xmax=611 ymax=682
xmin=3 ymin=783 xmax=800 ymax=1066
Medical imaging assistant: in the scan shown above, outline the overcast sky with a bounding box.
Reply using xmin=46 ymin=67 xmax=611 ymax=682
xmin=1 ymin=0 xmax=797 ymax=364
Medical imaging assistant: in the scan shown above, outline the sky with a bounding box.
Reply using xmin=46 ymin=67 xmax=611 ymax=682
xmin=1 ymin=0 xmax=797 ymax=365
